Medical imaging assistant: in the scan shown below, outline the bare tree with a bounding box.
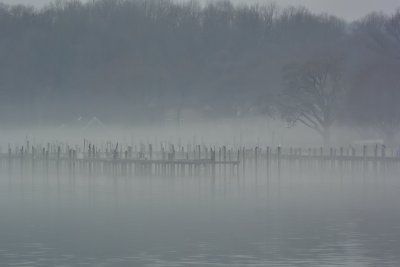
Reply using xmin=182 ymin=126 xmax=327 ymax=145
xmin=280 ymin=58 xmax=344 ymax=146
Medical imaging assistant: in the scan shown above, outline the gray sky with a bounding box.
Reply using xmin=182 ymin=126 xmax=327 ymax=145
xmin=1 ymin=0 xmax=399 ymax=21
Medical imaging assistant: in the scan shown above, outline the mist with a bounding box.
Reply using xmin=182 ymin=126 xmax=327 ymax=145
xmin=0 ymin=0 xmax=398 ymax=146
xmin=1 ymin=0 xmax=400 ymax=266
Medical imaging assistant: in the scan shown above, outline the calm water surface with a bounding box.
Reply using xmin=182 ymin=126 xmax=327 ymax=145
xmin=0 ymin=162 xmax=400 ymax=266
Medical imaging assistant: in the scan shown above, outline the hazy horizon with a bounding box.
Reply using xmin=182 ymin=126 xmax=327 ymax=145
xmin=1 ymin=0 xmax=399 ymax=21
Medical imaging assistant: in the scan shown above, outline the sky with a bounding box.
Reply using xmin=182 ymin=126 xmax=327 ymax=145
xmin=1 ymin=0 xmax=399 ymax=21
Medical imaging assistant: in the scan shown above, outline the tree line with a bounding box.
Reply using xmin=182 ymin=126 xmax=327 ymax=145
xmin=0 ymin=0 xmax=399 ymax=143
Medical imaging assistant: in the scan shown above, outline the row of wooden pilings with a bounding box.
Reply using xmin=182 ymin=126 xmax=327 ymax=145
xmin=5 ymin=143 xmax=398 ymax=159
xmin=1 ymin=143 xmax=399 ymax=177
xmin=2 ymin=144 xmax=241 ymax=177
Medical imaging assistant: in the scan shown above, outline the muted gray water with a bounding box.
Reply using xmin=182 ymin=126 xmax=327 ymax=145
xmin=0 ymin=161 xmax=400 ymax=266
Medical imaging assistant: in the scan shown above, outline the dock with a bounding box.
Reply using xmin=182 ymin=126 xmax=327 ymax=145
xmin=1 ymin=142 xmax=399 ymax=177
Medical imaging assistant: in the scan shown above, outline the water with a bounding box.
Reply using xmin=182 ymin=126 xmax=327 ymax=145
xmin=1 ymin=161 xmax=400 ymax=266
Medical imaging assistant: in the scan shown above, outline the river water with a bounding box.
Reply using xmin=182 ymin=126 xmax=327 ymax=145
xmin=0 ymin=160 xmax=399 ymax=266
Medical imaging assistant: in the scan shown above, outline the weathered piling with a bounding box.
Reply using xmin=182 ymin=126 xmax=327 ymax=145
xmin=1 ymin=141 xmax=399 ymax=179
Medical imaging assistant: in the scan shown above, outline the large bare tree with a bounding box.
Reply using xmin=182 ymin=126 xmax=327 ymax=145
xmin=280 ymin=58 xmax=344 ymax=146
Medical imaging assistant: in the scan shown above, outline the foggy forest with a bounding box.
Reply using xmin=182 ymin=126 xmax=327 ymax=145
xmin=0 ymin=0 xmax=399 ymax=145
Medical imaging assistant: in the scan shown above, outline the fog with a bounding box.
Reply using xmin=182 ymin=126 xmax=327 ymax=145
xmin=0 ymin=0 xmax=400 ymax=266
xmin=0 ymin=0 xmax=399 ymax=146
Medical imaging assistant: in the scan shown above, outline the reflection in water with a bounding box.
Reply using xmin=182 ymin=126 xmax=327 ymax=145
xmin=0 ymin=159 xmax=400 ymax=266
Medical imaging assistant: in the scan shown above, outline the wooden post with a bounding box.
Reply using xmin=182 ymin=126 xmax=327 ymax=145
xmin=73 ymin=150 xmax=76 ymax=169
xmin=211 ymin=148 xmax=216 ymax=178
xmin=255 ymin=146 xmax=258 ymax=164
xmin=149 ymin=144 xmax=152 ymax=160
xmin=277 ymin=146 xmax=281 ymax=177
